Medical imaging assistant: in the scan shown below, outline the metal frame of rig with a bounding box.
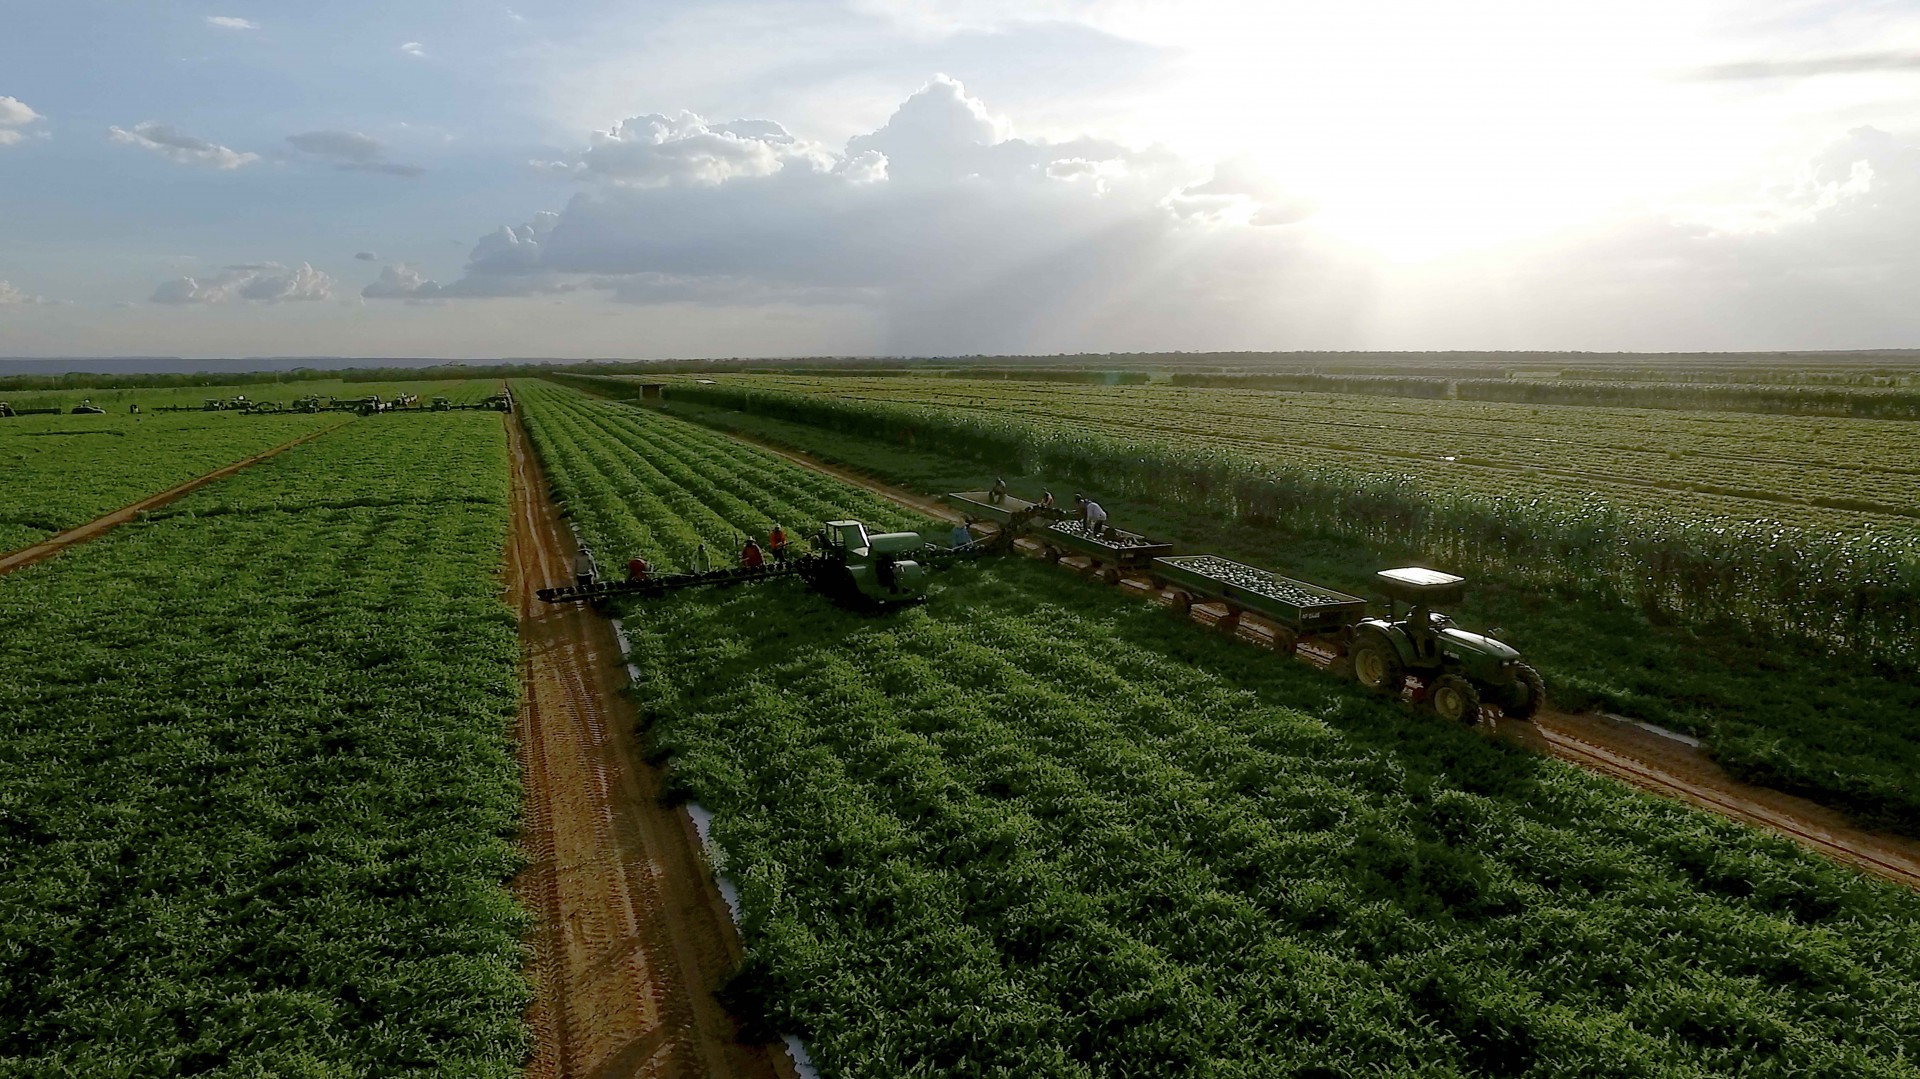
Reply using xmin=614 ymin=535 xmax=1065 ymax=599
xmin=540 ymin=489 xmax=1544 ymax=724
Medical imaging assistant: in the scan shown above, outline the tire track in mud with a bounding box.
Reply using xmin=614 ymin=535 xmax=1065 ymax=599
xmin=505 ymin=410 xmax=789 ymax=1079
xmin=680 ymin=406 xmax=1920 ymax=891
xmin=0 ymin=420 xmax=352 ymax=575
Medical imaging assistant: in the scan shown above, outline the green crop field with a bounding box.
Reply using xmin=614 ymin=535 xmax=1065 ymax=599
xmin=676 ymin=375 xmax=1920 ymax=542
xmin=0 ymin=412 xmax=526 ymax=1075
xmin=513 ymin=380 xmax=1920 ymax=1077
xmin=0 ymin=410 xmax=344 ymax=550
xmin=0 ymin=379 xmax=504 ymax=553
xmin=0 ymin=376 xmax=501 ymax=411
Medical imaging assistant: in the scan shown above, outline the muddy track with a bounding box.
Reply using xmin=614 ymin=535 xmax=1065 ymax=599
xmin=0 ymin=420 xmax=352 ymax=575
xmin=505 ymin=412 xmax=789 ymax=1079
xmin=688 ymin=411 xmax=1920 ymax=890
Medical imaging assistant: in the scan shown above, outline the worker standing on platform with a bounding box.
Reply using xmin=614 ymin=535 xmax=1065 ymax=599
xmin=573 ymin=545 xmax=598 ymax=589
xmin=768 ymin=524 xmax=789 ymax=563
xmin=1038 ymin=489 xmax=1054 ymax=510
xmin=741 ymin=538 xmax=765 ymax=569
xmin=988 ymin=477 xmax=1008 ymax=505
xmin=692 ymin=543 xmax=712 ymax=574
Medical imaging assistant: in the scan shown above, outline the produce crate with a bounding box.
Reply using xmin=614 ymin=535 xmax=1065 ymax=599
xmin=1151 ymin=554 xmax=1367 ymax=634
xmin=1043 ymin=520 xmax=1174 ymax=566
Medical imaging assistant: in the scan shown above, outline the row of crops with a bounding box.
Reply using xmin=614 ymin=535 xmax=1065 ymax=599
xmin=659 ymin=379 xmax=1920 ymax=665
xmin=515 ymin=380 xmax=1920 ymax=1076
xmin=0 ymin=413 xmax=528 ymax=1074
xmin=703 ymin=375 xmax=1920 ymax=536
xmin=0 ymin=376 xmax=503 ymax=411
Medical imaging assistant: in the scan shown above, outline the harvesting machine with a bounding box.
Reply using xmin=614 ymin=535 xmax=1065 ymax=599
xmin=537 ymin=518 xmax=1007 ymax=610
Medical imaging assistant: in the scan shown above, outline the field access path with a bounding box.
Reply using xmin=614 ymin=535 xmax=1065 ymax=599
xmin=504 ymin=411 xmax=790 ymax=1079
xmin=0 ymin=420 xmax=351 ymax=575
xmin=705 ymin=421 xmax=1920 ymax=891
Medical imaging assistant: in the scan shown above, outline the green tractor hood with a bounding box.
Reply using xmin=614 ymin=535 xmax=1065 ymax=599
xmin=1436 ymin=627 xmax=1520 ymax=663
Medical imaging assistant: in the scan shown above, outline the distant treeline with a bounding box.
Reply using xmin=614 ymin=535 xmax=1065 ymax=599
xmin=659 ymin=380 xmax=1920 ymax=667
xmin=1169 ymin=372 xmax=1920 ymax=420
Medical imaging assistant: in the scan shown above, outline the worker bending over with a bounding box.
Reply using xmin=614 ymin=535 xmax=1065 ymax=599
xmin=988 ymin=477 xmax=1008 ymax=505
xmin=950 ymin=518 xmax=974 ymax=549
xmin=1076 ymin=494 xmax=1108 ymax=536
xmin=573 ymin=545 xmax=599 ymax=589
xmin=626 ymin=555 xmax=651 ymax=582
xmin=740 ymin=538 xmax=765 ymax=569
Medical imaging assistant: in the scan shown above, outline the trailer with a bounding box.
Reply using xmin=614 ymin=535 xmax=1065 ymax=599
xmin=1038 ymin=520 xmax=1173 ymax=583
xmin=1149 ymin=554 xmax=1368 ymax=656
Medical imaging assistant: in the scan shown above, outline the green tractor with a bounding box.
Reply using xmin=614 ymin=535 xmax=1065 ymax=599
xmin=803 ymin=520 xmax=930 ymax=606
xmin=431 ymin=396 xmax=454 ymax=412
xmin=1349 ymin=567 xmax=1545 ymax=723
xmin=70 ymin=399 xmax=106 ymax=415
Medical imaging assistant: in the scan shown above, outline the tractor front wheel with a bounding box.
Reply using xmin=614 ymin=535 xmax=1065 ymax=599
xmin=1352 ymin=638 xmax=1404 ymax=697
xmin=1501 ymin=663 xmax=1546 ymax=720
xmin=1429 ymin=674 xmax=1482 ymax=725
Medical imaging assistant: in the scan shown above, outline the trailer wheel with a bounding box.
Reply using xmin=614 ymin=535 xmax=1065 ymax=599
xmin=1099 ymin=566 xmax=1121 ymax=585
xmin=1270 ymin=627 xmax=1299 ymax=656
xmin=1501 ymin=664 xmax=1546 ymax=720
xmin=1042 ymin=546 xmax=1063 ymax=563
xmin=1168 ymin=591 xmax=1193 ymax=614
xmin=1428 ymin=674 xmax=1482 ymax=725
xmin=1352 ymin=638 xmax=1404 ymax=696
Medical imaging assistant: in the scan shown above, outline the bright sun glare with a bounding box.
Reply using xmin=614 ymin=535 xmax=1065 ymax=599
xmin=1113 ymin=0 xmax=1750 ymax=261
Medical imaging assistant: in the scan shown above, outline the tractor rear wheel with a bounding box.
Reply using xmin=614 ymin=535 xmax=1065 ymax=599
xmin=1429 ymin=674 xmax=1482 ymax=725
xmin=1352 ymin=638 xmax=1404 ymax=696
xmin=1501 ymin=663 xmax=1546 ymax=720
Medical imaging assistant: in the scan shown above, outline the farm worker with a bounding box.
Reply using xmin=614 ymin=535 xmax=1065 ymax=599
xmin=1077 ymin=494 xmax=1109 ymax=536
xmin=988 ymin=477 xmax=1008 ymax=505
xmin=692 ymin=543 xmax=712 ymax=574
xmin=1038 ymin=490 xmax=1054 ymax=509
xmin=626 ymin=555 xmax=651 ymax=583
xmin=573 ymin=546 xmax=598 ymax=589
xmin=741 ymin=538 xmax=765 ymax=569
xmin=950 ymin=519 xmax=974 ymax=549
xmin=769 ymin=524 xmax=789 ymax=562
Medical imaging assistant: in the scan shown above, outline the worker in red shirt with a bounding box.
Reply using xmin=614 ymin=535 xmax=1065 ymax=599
xmin=626 ymin=555 xmax=651 ymax=582
xmin=768 ymin=524 xmax=789 ymax=563
xmin=740 ymin=538 xmax=765 ymax=569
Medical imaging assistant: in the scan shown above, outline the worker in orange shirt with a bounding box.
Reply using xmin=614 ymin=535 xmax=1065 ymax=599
xmin=768 ymin=524 xmax=789 ymax=563
xmin=740 ymin=538 xmax=765 ymax=569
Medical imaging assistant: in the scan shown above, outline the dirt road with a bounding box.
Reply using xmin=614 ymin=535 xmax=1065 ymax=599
xmin=694 ymin=413 xmax=1920 ymax=891
xmin=0 ymin=421 xmax=351 ymax=575
xmin=505 ymin=413 xmax=788 ymax=1079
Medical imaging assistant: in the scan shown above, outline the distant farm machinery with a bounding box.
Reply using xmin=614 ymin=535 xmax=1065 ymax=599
xmin=147 ymin=391 xmax=514 ymax=416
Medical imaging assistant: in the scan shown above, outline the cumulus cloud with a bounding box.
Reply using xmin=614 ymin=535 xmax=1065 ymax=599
xmin=0 ymin=96 xmax=42 ymax=146
xmin=399 ymin=42 xmax=426 ymax=57
xmin=287 ymin=130 xmax=423 ymax=177
xmin=360 ymin=78 xmax=1920 ymax=352
xmin=109 ymin=122 xmax=257 ymax=169
xmin=531 ymin=112 xmax=831 ymax=187
xmin=205 ymin=15 xmax=259 ymax=30
xmin=151 ymin=262 xmax=336 ymax=304
xmin=364 ymin=76 xmax=1355 ymax=348
xmin=0 ymin=280 xmax=50 ymax=305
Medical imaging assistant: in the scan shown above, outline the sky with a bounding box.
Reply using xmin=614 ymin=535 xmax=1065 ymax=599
xmin=3 ymin=0 xmax=1920 ymax=359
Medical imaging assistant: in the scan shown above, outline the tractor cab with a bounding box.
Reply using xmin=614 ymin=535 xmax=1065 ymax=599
xmin=431 ymin=396 xmax=453 ymax=411
xmin=815 ymin=520 xmax=930 ymax=604
xmin=71 ymin=399 xmax=106 ymax=415
xmin=1348 ymin=566 xmax=1545 ymax=723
